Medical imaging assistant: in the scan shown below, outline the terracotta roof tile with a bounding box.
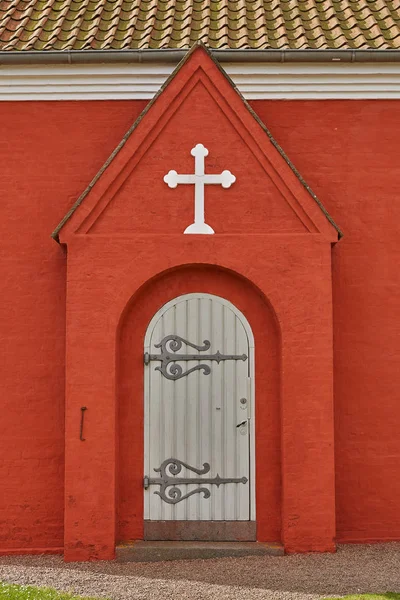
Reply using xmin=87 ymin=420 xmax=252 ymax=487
xmin=0 ymin=0 xmax=400 ymax=51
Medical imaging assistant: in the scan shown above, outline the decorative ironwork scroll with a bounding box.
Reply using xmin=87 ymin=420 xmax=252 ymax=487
xmin=144 ymin=458 xmax=248 ymax=504
xmin=144 ymin=334 xmax=248 ymax=380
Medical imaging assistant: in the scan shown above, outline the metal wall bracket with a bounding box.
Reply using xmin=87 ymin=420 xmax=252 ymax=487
xmin=79 ymin=406 xmax=87 ymax=441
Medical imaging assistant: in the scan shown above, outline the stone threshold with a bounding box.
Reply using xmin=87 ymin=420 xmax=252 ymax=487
xmin=116 ymin=541 xmax=284 ymax=562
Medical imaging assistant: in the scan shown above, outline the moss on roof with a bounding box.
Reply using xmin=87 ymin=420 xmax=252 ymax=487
xmin=0 ymin=0 xmax=399 ymax=52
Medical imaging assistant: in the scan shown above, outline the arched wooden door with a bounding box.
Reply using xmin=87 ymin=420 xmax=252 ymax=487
xmin=143 ymin=293 xmax=255 ymax=541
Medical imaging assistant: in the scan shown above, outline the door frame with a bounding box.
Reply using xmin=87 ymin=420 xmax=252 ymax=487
xmin=143 ymin=292 xmax=256 ymax=522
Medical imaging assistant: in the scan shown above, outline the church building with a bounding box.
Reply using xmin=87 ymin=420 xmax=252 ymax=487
xmin=0 ymin=1 xmax=399 ymax=562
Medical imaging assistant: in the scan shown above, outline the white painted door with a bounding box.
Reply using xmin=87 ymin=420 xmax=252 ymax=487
xmin=144 ymin=293 xmax=255 ymax=523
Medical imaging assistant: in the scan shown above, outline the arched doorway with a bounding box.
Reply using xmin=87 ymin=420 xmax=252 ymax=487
xmin=143 ymin=293 xmax=255 ymax=541
xmin=117 ymin=265 xmax=281 ymax=546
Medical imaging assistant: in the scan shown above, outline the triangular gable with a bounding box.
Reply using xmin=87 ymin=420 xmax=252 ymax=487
xmin=53 ymin=43 xmax=342 ymax=243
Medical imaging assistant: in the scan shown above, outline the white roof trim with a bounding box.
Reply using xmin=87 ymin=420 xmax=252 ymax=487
xmin=1 ymin=62 xmax=400 ymax=100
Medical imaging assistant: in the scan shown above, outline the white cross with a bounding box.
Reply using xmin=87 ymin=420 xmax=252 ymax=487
xmin=163 ymin=143 xmax=236 ymax=234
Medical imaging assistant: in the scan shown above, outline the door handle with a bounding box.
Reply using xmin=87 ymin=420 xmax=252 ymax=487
xmin=236 ymin=420 xmax=247 ymax=428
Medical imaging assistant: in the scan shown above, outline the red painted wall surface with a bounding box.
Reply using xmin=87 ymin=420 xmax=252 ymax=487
xmin=0 ymin=101 xmax=146 ymax=553
xmin=0 ymin=96 xmax=399 ymax=552
xmin=253 ymin=101 xmax=400 ymax=543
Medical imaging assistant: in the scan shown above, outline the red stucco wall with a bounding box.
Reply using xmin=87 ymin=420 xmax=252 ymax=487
xmin=0 ymin=100 xmax=146 ymax=554
xmin=0 ymin=96 xmax=399 ymax=553
xmin=253 ymin=101 xmax=400 ymax=543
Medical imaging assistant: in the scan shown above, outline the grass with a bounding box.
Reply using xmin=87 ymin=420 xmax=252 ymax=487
xmin=323 ymin=596 xmax=400 ymax=600
xmin=0 ymin=582 xmax=110 ymax=600
xmin=1 ymin=584 xmax=399 ymax=600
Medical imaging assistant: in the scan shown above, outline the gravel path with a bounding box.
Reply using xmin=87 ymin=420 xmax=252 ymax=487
xmin=0 ymin=543 xmax=399 ymax=600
